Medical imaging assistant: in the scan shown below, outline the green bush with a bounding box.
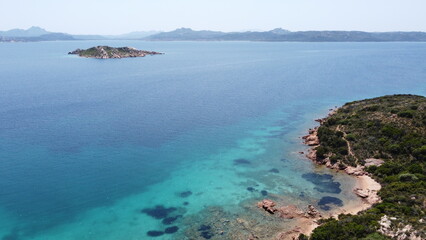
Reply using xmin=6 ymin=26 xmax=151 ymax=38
xmin=398 ymin=110 xmax=415 ymax=118
xmin=381 ymin=125 xmax=403 ymax=139
xmin=399 ymin=173 xmax=419 ymax=182
xmin=413 ymin=145 xmax=426 ymax=161
xmin=315 ymin=146 xmax=328 ymax=159
xmin=346 ymin=134 xmax=356 ymax=141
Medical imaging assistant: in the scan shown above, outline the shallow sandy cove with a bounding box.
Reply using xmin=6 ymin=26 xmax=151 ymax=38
xmin=293 ymin=175 xmax=382 ymax=239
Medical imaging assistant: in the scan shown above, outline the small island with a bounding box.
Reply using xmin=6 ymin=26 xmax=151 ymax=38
xmin=68 ymin=46 xmax=163 ymax=59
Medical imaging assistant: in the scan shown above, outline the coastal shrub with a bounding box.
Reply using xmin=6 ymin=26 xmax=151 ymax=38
xmin=360 ymin=232 xmax=391 ymax=240
xmin=385 ymin=144 xmax=401 ymax=154
xmin=399 ymin=173 xmax=419 ymax=182
xmin=316 ymin=146 xmax=329 ymax=159
xmin=408 ymin=164 xmax=424 ymax=174
xmin=410 ymin=105 xmax=419 ymax=110
xmin=381 ymin=125 xmax=403 ymax=139
xmin=325 ymin=117 xmax=339 ymax=126
xmin=413 ymin=145 xmax=426 ymax=161
xmin=346 ymin=134 xmax=356 ymax=141
xmin=338 ymin=119 xmax=350 ymax=125
xmin=298 ymin=234 xmax=309 ymax=240
xmin=330 ymin=155 xmax=339 ymax=164
xmin=311 ymin=95 xmax=426 ymax=238
xmin=338 ymin=146 xmax=349 ymax=155
xmin=311 ymin=214 xmax=380 ymax=240
xmin=374 ymin=162 xmax=403 ymax=177
xmin=397 ymin=110 xmax=415 ymax=118
xmin=363 ymin=105 xmax=380 ymax=112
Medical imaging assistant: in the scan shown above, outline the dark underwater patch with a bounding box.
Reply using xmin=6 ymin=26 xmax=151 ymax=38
xmin=179 ymin=191 xmax=192 ymax=198
xmin=183 ymin=201 xmax=189 ymax=206
xmin=164 ymin=226 xmax=179 ymax=234
xmin=198 ymin=224 xmax=211 ymax=231
xmin=233 ymin=158 xmax=251 ymax=165
xmin=269 ymin=168 xmax=280 ymax=173
xmin=246 ymin=187 xmax=256 ymax=192
xmin=162 ymin=215 xmax=181 ymax=225
xmin=141 ymin=205 xmax=177 ymax=219
xmin=318 ymin=196 xmax=343 ymax=210
xmin=302 ymin=173 xmax=341 ymax=194
xmin=2 ymin=233 xmax=19 ymax=240
xmin=147 ymin=230 xmax=164 ymax=237
xmin=198 ymin=224 xmax=214 ymax=239
xmin=260 ymin=190 xmax=268 ymax=196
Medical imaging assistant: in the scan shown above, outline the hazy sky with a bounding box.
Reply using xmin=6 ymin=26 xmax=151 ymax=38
xmin=2 ymin=0 xmax=426 ymax=34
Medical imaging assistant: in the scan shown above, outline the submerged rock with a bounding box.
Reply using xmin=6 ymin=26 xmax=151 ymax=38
xmin=268 ymin=168 xmax=280 ymax=173
xmin=147 ymin=230 xmax=164 ymax=237
xmin=141 ymin=205 xmax=177 ymax=219
xmin=179 ymin=191 xmax=192 ymax=198
xmin=165 ymin=226 xmax=179 ymax=234
xmin=318 ymin=196 xmax=343 ymax=210
xmin=260 ymin=190 xmax=268 ymax=196
xmin=162 ymin=215 xmax=181 ymax=225
xmin=302 ymin=172 xmax=342 ymax=194
xmin=233 ymin=158 xmax=251 ymax=165
xmin=198 ymin=224 xmax=214 ymax=239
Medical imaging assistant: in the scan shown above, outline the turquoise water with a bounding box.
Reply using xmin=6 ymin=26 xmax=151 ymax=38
xmin=0 ymin=41 xmax=425 ymax=239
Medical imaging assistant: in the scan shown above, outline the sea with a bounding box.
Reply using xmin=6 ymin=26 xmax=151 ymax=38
xmin=0 ymin=41 xmax=425 ymax=240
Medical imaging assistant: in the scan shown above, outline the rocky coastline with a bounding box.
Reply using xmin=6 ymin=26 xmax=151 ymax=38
xmin=68 ymin=46 xmax=163 ymax=59
xmin=255 ymin=108 xmax=384 ymax=240
xmin=302 ymin=108 xmax=382 ymax=204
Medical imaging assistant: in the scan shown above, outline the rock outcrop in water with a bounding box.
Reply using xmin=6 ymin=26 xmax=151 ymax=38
xmin=257 ymin=199 xmax=277 ymax=214
xmin=68 ymin=46 xmax=163 ymax=59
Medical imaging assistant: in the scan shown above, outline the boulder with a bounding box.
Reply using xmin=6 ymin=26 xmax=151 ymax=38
xmin=257 ymin=199 xmax=277 ymax=214
xmin=353 ymin=188 xmax=369 ymax=198
xmin=364 ymin=158 xmax=385 ymax=167
xmin=345 ymin=165 xmax=365 ymax=176
xmin=277 ymin=205 xmax=304 ymax=219
xmin=305 ymin=205 xmax=321 ymax=218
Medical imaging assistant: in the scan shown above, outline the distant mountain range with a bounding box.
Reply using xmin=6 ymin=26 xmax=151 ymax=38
xmin=2 ymin=26 xmax=426 ymax=42
xmin=0 ymin=27 xmax=159 ymax=42
xmin=144 ymin=28 xmax=426 ymax=42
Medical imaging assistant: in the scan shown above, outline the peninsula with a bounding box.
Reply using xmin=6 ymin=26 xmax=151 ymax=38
xmin=68 ymin=46 xmax=163 ymax=59
xmin=301 ymin=94 xmax=425 ymax=240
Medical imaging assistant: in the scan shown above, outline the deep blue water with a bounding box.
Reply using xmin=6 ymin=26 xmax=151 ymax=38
xmin=0 ymin=41 xmax=425 ymax=239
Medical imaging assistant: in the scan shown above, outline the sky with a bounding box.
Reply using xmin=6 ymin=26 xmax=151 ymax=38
xmin=1 ymin=0 xmax=426 ymax=35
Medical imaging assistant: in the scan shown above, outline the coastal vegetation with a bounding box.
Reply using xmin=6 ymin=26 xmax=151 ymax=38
xmin=307 ymin=95 xmax=426 ymax=240
xmin=68 ymin=46 xmax=162 ymax=59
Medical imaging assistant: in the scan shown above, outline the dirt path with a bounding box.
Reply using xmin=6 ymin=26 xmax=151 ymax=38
xmin=336 ymin=125 xmax=359 ymax=163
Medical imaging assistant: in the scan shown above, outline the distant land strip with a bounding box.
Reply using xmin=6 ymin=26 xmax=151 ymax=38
xmin=2 ymin=27 xmax=426 ymax=42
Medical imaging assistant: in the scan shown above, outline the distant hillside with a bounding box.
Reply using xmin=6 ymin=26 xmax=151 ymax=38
xmin=0 ymin=27 xmax=159 ymax=42
xmin=144 ymin=28 xmax=225 ymax=41
xmin=105 ymin=31 xmax=161 ymax=40
xmin=144 ymin=28 xmax=426 ymax=42
xmin=0 ymin=27 xmax=75 ymax=42
xmin=0 ymin=26 xmax=49 ymax=37
xmin=3 ymin=26 xmax=426 ymax=42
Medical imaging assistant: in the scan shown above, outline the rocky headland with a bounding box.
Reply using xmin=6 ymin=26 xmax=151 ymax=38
xmin=298 ymin=95 xmax=425 ymax=240
xmin=68 ymin=46 xmax=163 ymax=59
